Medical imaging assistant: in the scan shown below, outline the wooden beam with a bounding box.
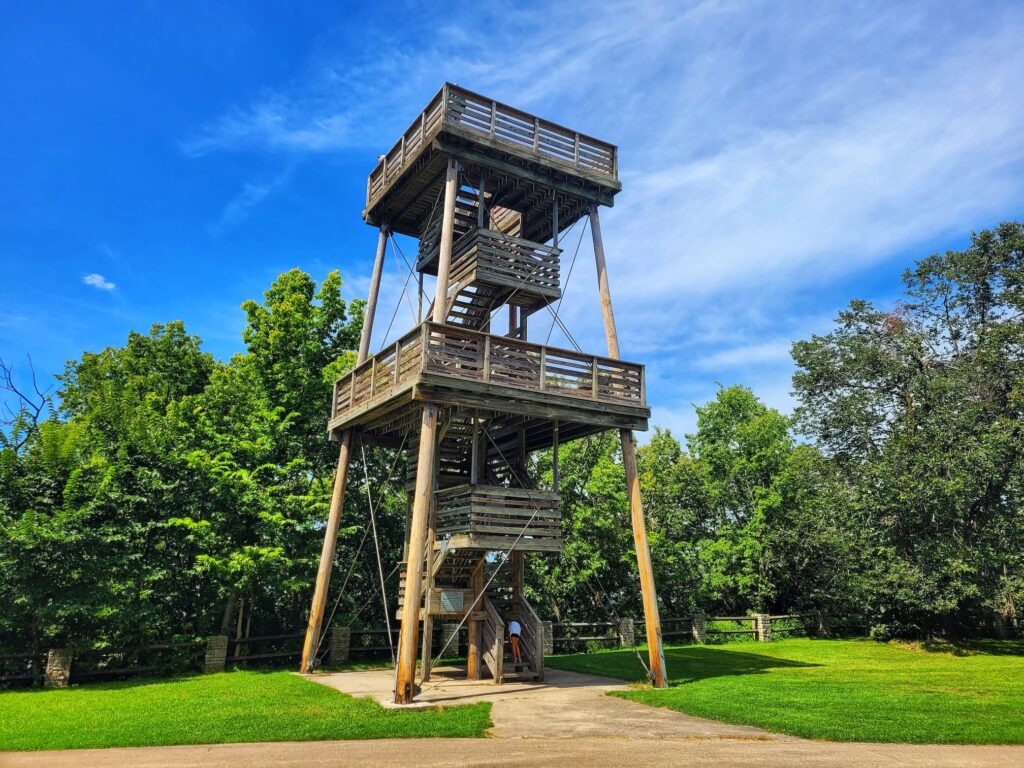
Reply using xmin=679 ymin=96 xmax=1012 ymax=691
xmin=466 ymin=557 xmax=485 ymax=680
xmin=432 ymin=138 xmax=617 ymax=209
xmin=552 ymin=420 xmax=559 ymax=494
xmin=357 ymin=226 xmax=389 ymax=362
xmin=588 ymin=204 xmax=667 ymax=689
xmin=299 ymin=430 xmax=354 ymax=672
xmin=302 ymin=221 xmax=395 ymax=673
xmin=421 ymin=440 xmax=441 ymax=683
xmin=394 ymin=403 xmax=440 ymax=704
xmin=432 ymin=157 xmax=458 ymax=325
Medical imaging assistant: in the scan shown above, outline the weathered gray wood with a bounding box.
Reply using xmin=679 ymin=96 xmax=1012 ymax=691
xmin=394 ymin=404 xmax=439 ymax=704
xmin=300 ymin=430 xmax=354 ymax=673
xmin=589 ymin=204 xmax=667 ymax=690
xmin=358 ymin=226 xmax=389 ymax=363
xmin=432 ymin=157 xmax=458 ymax=325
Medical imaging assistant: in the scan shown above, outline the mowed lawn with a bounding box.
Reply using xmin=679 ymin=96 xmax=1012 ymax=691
xmin=547 ymin=638 xmax=1024 ymax=744
xmin=0 ymin=670 xmax=491 ymax=751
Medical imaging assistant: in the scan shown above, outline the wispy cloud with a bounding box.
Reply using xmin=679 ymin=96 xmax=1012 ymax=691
xmin=213 ymin=165 xmax=296 ymax=233
xmin=183 ymin=0 xmax=1024 ymax=425
xmin=83 ymin=273 xmax=116 ymax=291
xmin=694 ymin=341 xmax=793 ymax=370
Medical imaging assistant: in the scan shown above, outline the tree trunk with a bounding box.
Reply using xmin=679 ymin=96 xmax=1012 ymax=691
xmin=220 ymin=590 xmax=237 ymax=636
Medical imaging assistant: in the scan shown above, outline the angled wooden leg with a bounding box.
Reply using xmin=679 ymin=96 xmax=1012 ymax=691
xmin=589 ymin=204 xmax=668 ymax=688
xmin=394 ymin=404 xmax=439 ymax=703
xmin=300 ymin=430 xmax=354 ymax=673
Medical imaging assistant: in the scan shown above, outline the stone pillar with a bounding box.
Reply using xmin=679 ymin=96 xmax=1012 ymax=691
xmin=542 ymin=621 xmax=554 ymax=655
xmin=754 ymin=614 xmax=773 ymax=642
xmin=616 ymin=618 xmax=635 ymax=647
xmin=815 ymin=611 xmax=832 ymax=638
xmin=440 ymin=623 xmax=460 ymax=658
xmin=44 ymin=648 xmax=72 ymax=688
xmin=691 ymin=614 xmax=707 ymax=643
xmin=204 ymin=635 xmax=228 ymax=674
xmin=329 ymin=627 xmax=351 ymax=666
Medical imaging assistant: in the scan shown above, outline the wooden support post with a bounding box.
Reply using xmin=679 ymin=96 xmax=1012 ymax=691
xmin=552 ymin=196 xmax=559 ymax=248
xmin=421 ymin=446 xmax=441 ymax=684
xmin=466 ymin=557 xmax=484 ymax=680
xmin=588 ymin=205 xmax=668 ymax=689
xmin=477 ymin=171 xmax=487 ymax=229
xmin=417 ymin=272 xmax=424 ymax=324
xmin=470 ymin=415 xmax=480 ymax=485
xmin=432 ymin=157 xmax=458 ymax=325
xmin=357 ymin=226 xmax=389 ymax=362
xmin=302 ymin=224 xmax=389 ymax=674
xmin=394 ymin=403 xmax=440 ymax=703
xmin=552 ymin=421 xmax=559 ymax=494
xmin=300 ymin=430 xmax=354 ymax=672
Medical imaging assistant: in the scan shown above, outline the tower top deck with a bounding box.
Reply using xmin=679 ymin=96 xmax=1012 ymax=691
xmin=364 ymin=83 xmax=622 ymax=243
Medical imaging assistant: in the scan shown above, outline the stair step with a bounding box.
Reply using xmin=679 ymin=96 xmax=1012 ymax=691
xmin=499 ymin=671 xmax=541 ymax=682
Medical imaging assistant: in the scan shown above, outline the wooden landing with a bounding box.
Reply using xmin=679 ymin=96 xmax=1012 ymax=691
xmin=363 ymin=83 xmax=621 ymax=242
xmin=327 ymin=321 xmax=649 ymax=442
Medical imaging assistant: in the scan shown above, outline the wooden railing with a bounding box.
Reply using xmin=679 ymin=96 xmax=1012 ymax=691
xmin=435 ymin=485 xmax=561 ymax=549
xmin=332 ymin=324 xmax=424 ymax=421
xmin=447 ymin=228 xmax=561 ymax=300
xmin=367 ymin=83 xmax=618 ymax=209
xmin=331 ymin=322 xmax=646 ymax=423
xmin=481 ymin=595 xmax=504 ymax=684
xmin=516 ymin=595 xmax=545 ymax=680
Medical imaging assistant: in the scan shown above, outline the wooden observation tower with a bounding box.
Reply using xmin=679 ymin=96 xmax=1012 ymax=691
xmin=300 ymin=84 xmax=667 ymax=703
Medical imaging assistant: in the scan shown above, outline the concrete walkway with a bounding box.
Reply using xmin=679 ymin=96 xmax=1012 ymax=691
xmin=308 ymin=665 xmax=772 ymax=740
xmin=5 ymin=737 xmax=1023 ymax=767
xmin=5 ymin=666 xmax=1024 ymax=767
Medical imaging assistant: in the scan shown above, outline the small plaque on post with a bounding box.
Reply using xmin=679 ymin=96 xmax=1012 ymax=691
xmin=440 ymin=590 xmax=465 ymax=613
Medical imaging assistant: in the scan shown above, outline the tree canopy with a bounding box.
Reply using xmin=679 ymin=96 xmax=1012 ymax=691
xmin=1 ymin=223 xmax=1022 ymax=653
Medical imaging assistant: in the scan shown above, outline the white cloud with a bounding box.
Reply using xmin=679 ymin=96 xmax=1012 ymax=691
xmin=83 ymin=273 xmax=116 ymax=291
xmin=184 ymin=1 xmax=1024 ymax=428
xmin=213 ymin=165 xmax=296 ymax=233
xmin=694 ymin=340 xmax=793 ymax=370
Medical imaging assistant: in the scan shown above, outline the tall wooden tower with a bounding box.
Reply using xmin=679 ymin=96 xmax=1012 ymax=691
xmin=300 ymin=84 xmax=666 ymax=703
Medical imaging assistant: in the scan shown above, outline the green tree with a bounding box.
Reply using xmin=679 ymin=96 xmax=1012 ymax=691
xmin=792 ymin=221 xmax=1024 ymax=635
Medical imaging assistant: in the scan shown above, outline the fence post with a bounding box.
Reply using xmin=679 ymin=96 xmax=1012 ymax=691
xmin=616 ymin=618 xmax=635 ymax=647
xmin=755 ymin=614 xmax=773 ymax=642
xmin=815 ymin=610 xmax=832 ymax=638
xmin=691 ymin=614 xmax=707 ymax=643
xmin=329 ymin=627 xmax=352 ymax=666
xmin=44 ymin=648 xmax=72 ymax=688
xmin=440 ymin=623 xmax=460 ymax=658
xmin=204 ymin=635 xmax=228 ymax=674
xmin=542 ymin=621 xmax=554 ymax=655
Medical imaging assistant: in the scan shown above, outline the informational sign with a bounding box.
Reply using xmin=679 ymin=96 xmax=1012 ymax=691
xmin=440 ymin=590 xmax=465 ymax=613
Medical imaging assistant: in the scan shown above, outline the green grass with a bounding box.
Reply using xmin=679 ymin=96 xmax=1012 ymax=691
xmin=0 ymin=670 xmax=491 ymax=751
xmin=547 ymin=638 xmax=1024 ymax=744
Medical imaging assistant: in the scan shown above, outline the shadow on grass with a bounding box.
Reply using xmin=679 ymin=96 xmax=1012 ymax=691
xmin=667 ymin=646 xmax=820 ymax=685
xmin=920 ymin=638 xmax=1024 ymax=657
xmin=549 ymin=645 xmax=820 ymax=686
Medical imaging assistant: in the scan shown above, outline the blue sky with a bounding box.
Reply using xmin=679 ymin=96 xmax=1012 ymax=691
xmin=2 ymin=1 xmax=1023 ymax=438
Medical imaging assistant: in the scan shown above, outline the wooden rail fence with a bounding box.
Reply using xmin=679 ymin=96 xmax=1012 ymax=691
xmin=0 ymin=614 xmax=878 ymax=688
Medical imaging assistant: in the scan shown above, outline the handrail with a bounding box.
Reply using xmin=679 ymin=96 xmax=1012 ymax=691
xmin=422 ymin=320 xmax=638 ymax=372
xmin=332 ymin=320 xmax=646 ymax=421
xmin=482 ymin=595 xmax=504 ymax=683
xmin=518 ymin=594 xmax=545 ymax=680
xmin=366 ymin=83 xmax=618 ymax=209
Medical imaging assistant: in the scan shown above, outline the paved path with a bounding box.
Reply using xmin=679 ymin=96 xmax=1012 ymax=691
xmin=5 ymin=667 xmax=1024 ymax=767
xmin=308 ymin=666 xmax=772 ymax=739
xmin=5 ymin=737 xmax=1023 ymax=768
